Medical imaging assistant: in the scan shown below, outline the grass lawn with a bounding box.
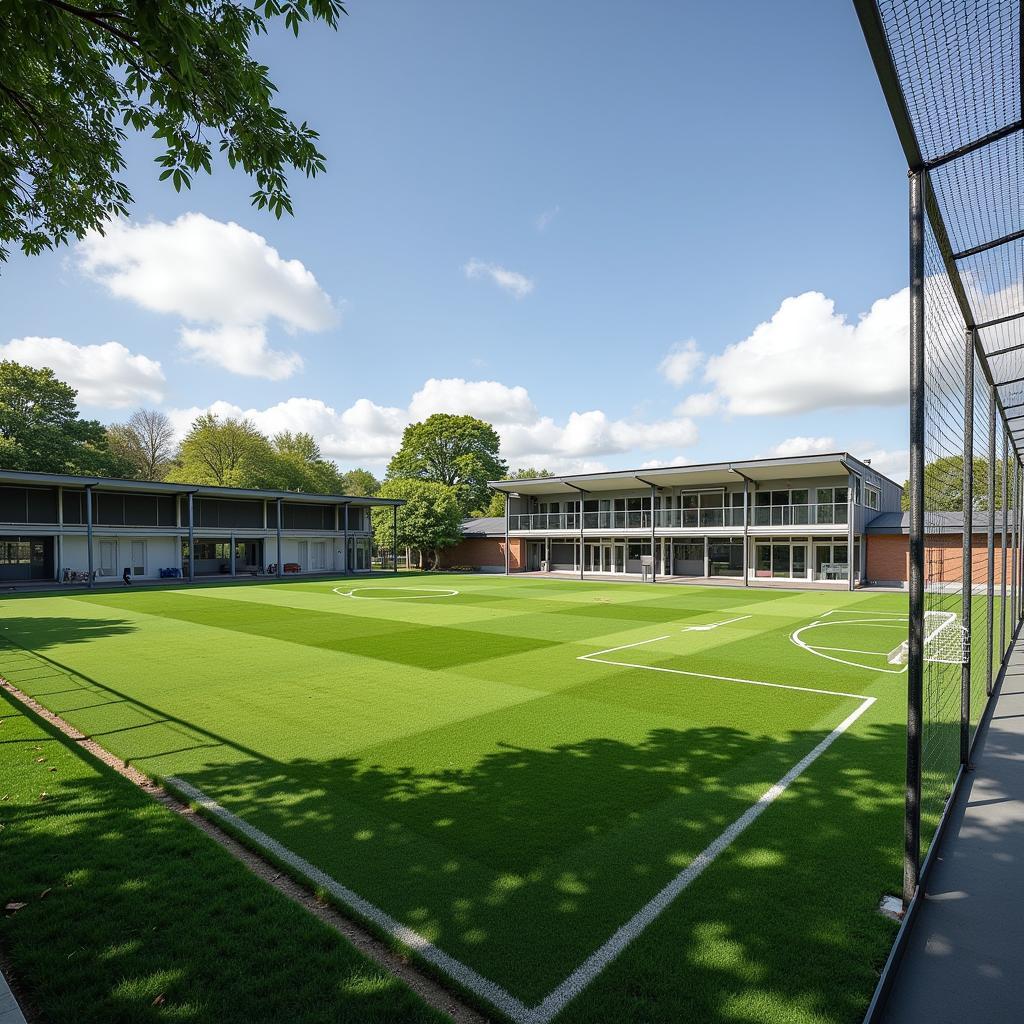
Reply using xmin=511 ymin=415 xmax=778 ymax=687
xmin=0 ymin=573 xmax=929 ymax=1023
xmin=0 ymin=688 xmax=445 ymax=1024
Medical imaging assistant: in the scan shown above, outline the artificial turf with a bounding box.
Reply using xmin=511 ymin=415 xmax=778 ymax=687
xmin=0 ymin=574 xmax=935 ymax=1023
xmin=0 ymin=690 xmax=445 ymax=1024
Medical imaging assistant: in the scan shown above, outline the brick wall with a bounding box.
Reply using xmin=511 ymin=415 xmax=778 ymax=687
xmin=437 ymin=537 xmax=522 ymax=570
xmin=866 ymin=533 xmax=1010 ymax=584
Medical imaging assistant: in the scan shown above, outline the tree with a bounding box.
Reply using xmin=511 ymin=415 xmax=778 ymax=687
xmin=166 ymin=414 xmax=275 ymax=487
xmin=372 ymin=479 xmax=463 ymax=570
xmin=475 ymin=467 xmax=554 ymax=517
xmin=901 ymin=456 xmax=1006 ymax=512
xmin=386 ymin=414 xmax=507 ymax=515
xmin=340 ymin=467 xmax=379 ymax=496
xmin=0 ymin=360 xmax=130 ymax=475
xmin=271 ymin=431 xmax=345 ymax=492
xmin=106 ymin=408 xmax=177 ymax=480
xmin=0 ymin=0 xmax=346 ymax=263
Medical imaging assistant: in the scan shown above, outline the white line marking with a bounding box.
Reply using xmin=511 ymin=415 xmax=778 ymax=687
xmin=167 ymin=623 xmax=879 ymax=1024
xmin=531 ymin=694 xmax=875 ymax=1022
xmin=166 ymin=777 xmax=538 ymax=1024
xmin=681 ymin=614 xmax=752 ymax=632
xmin=332 ymin=586 xmax=459 ymax=600
xmin=791 ymin=619 xmax=909 ymax=675
xmin=810 ymin=645 xmax=892 ymax=657
xmin=167 ymin=683 xmax=875 ymax=1024
xmin=820 ymin=609 xmax=906 ymax=618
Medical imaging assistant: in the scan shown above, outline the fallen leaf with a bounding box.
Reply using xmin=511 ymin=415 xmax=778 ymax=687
xmin=38 ymin=792 xmax=48 ymax=801
xmin=49 ymin=767 xmax=57 ymax=773
xmin=35 ymin=757 xmax=45 ymax=763
xmin=39 ymin=888 xmax=51 ymax=900
xmin=4 ymin=902 xmax=27 ymax=914
xmin=152 ymin=994 xmax=166 ymax=1006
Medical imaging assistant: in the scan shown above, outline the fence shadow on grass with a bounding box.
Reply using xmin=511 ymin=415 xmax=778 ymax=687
xmin=180 ymin=719 xmax=915 ymax=1018
xmin=0 ymin=615 xmax=135 ymax=652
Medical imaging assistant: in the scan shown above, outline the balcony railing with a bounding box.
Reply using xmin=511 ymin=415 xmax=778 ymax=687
xmin=751 ymin=503 xmax=848 ymax=526
xmin=507 ymin=502 xmax=848 ymax=531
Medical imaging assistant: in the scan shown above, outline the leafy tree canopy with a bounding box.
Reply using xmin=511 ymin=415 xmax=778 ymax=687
xmin=271 ymin=430 xmax=345 ymax=492
xmin=475 ymin=467 xmax=555 ymax=517
xmin=340 ymin=467 xmax=379 ymax=496
xmin=372 ymin=478 xmax=463 ymax=569
xmin=0 ymin=0 xmax=345 ymax=263
xmin=166 ymin=414 xmax=274 ymax=488
xmin=902 ymin=455 xmax=1008 ymax=512
xmin=106 ymin=408 xmax=177 ymax=480
xmin=386 ymin=414 xmax=507 ymax=515
xmin=0 ymin=360 xmax=130 ymax=475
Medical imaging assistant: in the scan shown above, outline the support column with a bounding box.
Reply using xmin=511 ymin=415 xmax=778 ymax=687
xmin=342 ymin=502 xmax=349 ymax=574
xmin=960 ymin=327 xmax=975 ymax=767
xmin=276 ymin=497 xmax=283 ymax=578
xmin=504 ymin=495 xmax=510 ymax=575
xmin=743 ymin=478 xmax=750 ymax=587
xmin=987 ymin=388 xmax=996 ymax=695
xmin=904 ymin=167 xmax=926 ymax=906
xmin=187 ymin=491 xmax=195 ymax=583
xmin=650 ymin=484 xmax=657 ymax=583
xmin=85 ymin=484 xmax=95 ymax=587
xmin=1000 ymin=430 xmax=1008 ymax=659
xmin=579 ymin=496 xmax=584 ymax=581
xmin=1013 ymin=460 xmax=1020 ymax=627
xmin=229 ymin=532 xmax=236 ymax=577
xmin=392 ymin=505 xmax=398 ymax=573
xmin=847 ymin=470 xmax=856 ymax=591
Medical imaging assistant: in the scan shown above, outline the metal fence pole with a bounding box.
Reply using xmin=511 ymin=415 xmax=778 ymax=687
xmin=86 ymin=484 xmax=95 ymax=588
xmin=392 ymin=505 xmax=398 ymax=573
xmin=650 ymin=484 xmax=657 ymax=583
xmin=960 ymin=329 xmax=975 ymax=765
xmin=1013 ymin=460 xmax=1020 ymax=627
xmin=187 ymin=491 xmax=195 ymax=584
xmin=1001 ymin=430 xmax=1008 ymax=659
xmin=905 ymin=168 xmax=926 ymax=905
xmin=987 ymin=389 xmax=996 ymax=694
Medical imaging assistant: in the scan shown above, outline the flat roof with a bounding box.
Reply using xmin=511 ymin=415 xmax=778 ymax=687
xmin=489 ymin=453 xmax=901 ymax=496
xmin=0 ymin=469 xmax=402 ymax=507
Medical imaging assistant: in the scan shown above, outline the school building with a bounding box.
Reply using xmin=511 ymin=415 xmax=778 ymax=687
xmin=0 ymin=469 xmax=401 ymax=584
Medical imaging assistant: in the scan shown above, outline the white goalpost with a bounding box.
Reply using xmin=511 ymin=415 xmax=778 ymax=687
xmin=887 ymin=610 xmax=969 ymax=666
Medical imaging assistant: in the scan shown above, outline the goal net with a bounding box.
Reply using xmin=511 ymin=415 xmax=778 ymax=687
xmin=887 ymin=611 xmax=969 ymax=667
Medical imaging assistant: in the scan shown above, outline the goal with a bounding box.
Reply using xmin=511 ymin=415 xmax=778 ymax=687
xmin=887 ymin=610 xmax=969 ymax=666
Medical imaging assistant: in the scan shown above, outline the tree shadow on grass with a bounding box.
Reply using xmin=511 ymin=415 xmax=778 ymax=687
xmin=179 ymin=718 xmax=912 ymax=1017
xmin=0 ymin=693 xmax=444 ymax=1024
xmin=0 ymin=615 xmax=135 ymax=652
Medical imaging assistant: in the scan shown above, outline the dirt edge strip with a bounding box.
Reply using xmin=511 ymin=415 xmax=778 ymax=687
xmin=0 ymin=677 xmax=490 ymax=1024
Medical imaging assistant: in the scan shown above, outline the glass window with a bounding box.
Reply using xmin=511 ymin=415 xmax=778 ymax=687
xmin=835 ymin=486 xmax=848 ymax=504
xmin=771 ymin=490 xmax=790 ymax=505
xmin=682 ymin=494 xmax=699 ymax=509
xmin=755 ymin=492 xmax=771 ymax=507
xmin=627 ymin=497 xmax=642 ymax=511
xmin=772 ymin=544 xmax=791 ymax=578
xmin=816 ymin=487 xmax=833 ymax=505
xmin=790 ymin=489 xmax=808 ymax=505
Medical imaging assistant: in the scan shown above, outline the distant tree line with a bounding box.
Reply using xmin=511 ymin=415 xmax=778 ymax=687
xmin=0 ymin=360 xmax=553 ymax=567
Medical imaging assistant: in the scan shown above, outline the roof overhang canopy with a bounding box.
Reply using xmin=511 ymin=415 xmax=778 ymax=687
xmin=490 ymin=454 xmax=863 ymax=496
xmin=0 ymin=469 xmax=402 ymax=507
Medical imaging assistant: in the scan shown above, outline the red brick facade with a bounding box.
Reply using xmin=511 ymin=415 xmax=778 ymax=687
xmin=866 ymin=533 xmax=1011 ymax=585
xmin=438 ymin=537 xmax=522 ymax=571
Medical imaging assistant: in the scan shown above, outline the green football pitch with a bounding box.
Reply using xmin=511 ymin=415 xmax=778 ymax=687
xmin=0 ymin=575 xmax=920 ymax=1023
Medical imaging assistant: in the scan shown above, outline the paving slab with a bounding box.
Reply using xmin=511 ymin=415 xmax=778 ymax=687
xmin=880 ymin=645 xmax=1024 ymax=1023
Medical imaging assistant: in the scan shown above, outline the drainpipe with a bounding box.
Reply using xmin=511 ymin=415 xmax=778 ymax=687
xmin=341 ymin=501 xmax=350 ymax=574
xmin=730 ymin=467 xmax=754 ymax=587
xmin=848 ymin=468 xmax=856 ymax=591
xmin=504 ymin=491 xmax=510 ymax=575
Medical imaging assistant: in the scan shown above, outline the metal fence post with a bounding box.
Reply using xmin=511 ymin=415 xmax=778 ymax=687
xmin=187 ymin=491 xmax=195 ymax=583
xmin=960 ymin=329 xmax=974 ymax=766
xmin=987 ymin=389 xmax=996 ymax=694
xmin=905 ymin=168 xmax=926 ymax=905
xmin=392 ymin=505 xmax=398 ymax=573
xmin=86 ymin=484 xmax=95 ymax=588
xmin=1001 ymin=430 xmax=1008 ymax=659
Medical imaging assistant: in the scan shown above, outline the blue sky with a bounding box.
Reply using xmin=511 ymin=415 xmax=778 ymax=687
xmin=1 ymin=1 xmax=911 ymax=481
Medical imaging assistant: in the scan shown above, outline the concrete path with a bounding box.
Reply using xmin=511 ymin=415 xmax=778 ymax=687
xmin=880 ymin=643 xmax=1024 ymax=1022
xmin=0 ymin=969 xmax=27 ymax=1024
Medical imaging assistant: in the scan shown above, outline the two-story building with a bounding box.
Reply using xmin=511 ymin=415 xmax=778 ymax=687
xmin=0 ymin=469 xmax=401 ymax=585
xmin=487 ymin=453 xmax=903 ymax=587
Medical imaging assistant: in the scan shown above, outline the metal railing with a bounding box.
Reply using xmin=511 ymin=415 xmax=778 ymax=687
xmin=508 ymin=503 xmax=847 ymax=531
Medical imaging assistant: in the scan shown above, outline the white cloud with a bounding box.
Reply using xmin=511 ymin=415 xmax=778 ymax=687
xmin=856 ymin=446 xmax=909 ymax=483
xmin=170 ymin=377 xmax=699 ymax=469
xmin=673 ymin=392 xmax=721 ymax=417
xmin=658 ymin=339 xmax=703 ymax=387
xmin=408 ymin=378 xmax=537 ymax=424
xmin=77 ymin=213 xmax=337 ymax=379
xmin=703 ymin=289 xmax=909 ymax=415
xmin=0 ymin=336 xmax=165 ymax=408
xmin=463 ymin=259 xmax=535 ymax=299
xmin=535 ymin=206 xmax=560 ymax=231
xmin=770 ymin=435 xmax=836 ymax=458
xmin=640 ymin=456 xmax=693 ymax=469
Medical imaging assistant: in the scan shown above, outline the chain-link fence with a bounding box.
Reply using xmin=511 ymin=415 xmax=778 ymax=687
xmin=856 ymin=0 xmax=1024 ymax=905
